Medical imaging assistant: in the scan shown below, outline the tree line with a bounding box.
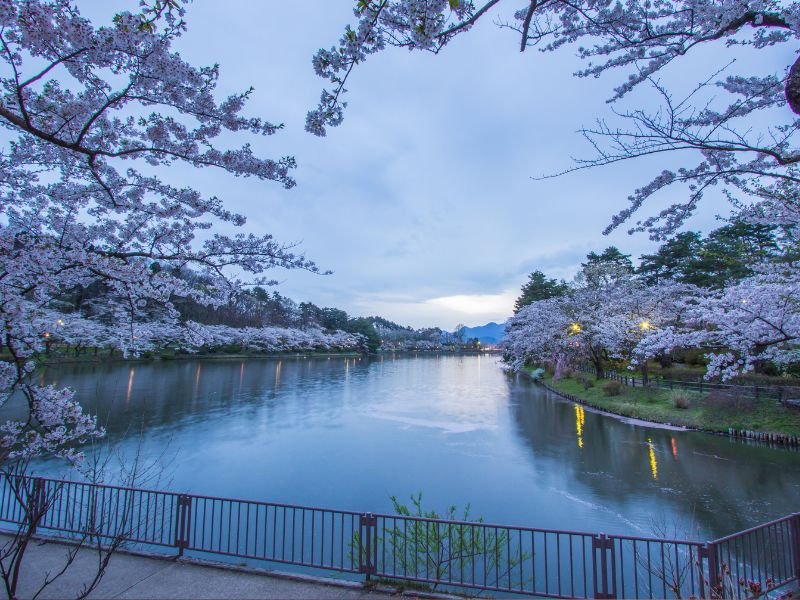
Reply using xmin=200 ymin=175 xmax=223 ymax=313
xmin=506 ymin=220 xmax=799 ymax=382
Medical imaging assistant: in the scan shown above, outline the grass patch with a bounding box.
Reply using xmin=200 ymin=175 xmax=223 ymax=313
xmin=542 ymin=373 xmax=800 ymax=437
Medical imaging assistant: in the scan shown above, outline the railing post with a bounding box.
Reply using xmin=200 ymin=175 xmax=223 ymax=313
xmin=704 ymin=541 xmax=721 ymax=599
xmin=359 ymin=513 xmax=377 ymax=580
xmin=174 ymin=494 xmax=191 ymax=556
xmin=29 ymin=477 xmax=46 ymax=533
xmin=792 ymin=513 xmax=800 ymax=581
xmin=592 ymin=533 xmax=617 ymax=599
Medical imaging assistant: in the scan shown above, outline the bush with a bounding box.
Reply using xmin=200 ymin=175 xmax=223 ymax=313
xmin=670 ymin=390 xmax=692 ymax=409
xmin=602 ymin=380 xmax=624 ymax=396
xmin=574 ymin=372 xmax=595 ymax=389
xmin=658 ymin=367 xmax=703 ymax=382
xmin=684 ymin=348 xmax=708 ymax=367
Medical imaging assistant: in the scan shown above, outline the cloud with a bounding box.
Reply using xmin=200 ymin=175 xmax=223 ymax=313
xmin=75 ymin=0 xmax=742 ymax=331
xmin=358 ymin=291 xmax=516 ymax=330
xmin=428 ymin=292 xmax=516 ymax=320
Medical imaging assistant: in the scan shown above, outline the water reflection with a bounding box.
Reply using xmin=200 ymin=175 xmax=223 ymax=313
xmin=8 ymin=356 xmax=798 ymax=541
xmin=647 ymin=438 xmax=658 ymax=480
xmin=125 ymin=368 xmax=134 ymax=405
xmin=509 ymin=377 xmax=800 ymax=537
xmin=574 ymin=405 xmax=585 ymax=449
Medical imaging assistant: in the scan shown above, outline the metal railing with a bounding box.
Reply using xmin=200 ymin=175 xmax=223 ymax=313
xmin=0 ymin=474 xmax=797 ymax=598
xmin=577 ymin=364 xmax=786 ymax=402
xmin=706 ymin=514 xmax=800 ymax=599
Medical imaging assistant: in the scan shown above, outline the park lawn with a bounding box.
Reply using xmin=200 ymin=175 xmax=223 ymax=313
xmin=544 ymin=374 xmax=800 ymax=437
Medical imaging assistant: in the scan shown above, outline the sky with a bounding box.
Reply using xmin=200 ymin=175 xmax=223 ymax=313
xmin=87 ymin=1 xmax=789 ymax=331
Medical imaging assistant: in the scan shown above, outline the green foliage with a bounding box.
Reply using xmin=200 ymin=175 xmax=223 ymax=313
xmin=530 ymin=367 xmax=546 ymax=382
xmin=360 ymin=494 xmax=528 ymax=590
xmin=574 ymin=372 xmax=595 ymax=389
xmin=637 ymin=221 xmax=785 ymax=289
xmin=602 ymin=380 xmax=624 ymax=396
xmin=343 ymin=317 xmax=381 ymax=353
xmin=320 ymin=307 xmax=350 ymax=330
xmin=637 ymin=232 xmax=704 ymax=285
xmin=514 ymin=270 xmax=569 ymax=313
xmin=580 ymin=246 xmax=634 ymax=287
xmin=682 ymin=349 xmax=708 ymax=367
xmin=657 ymin=365 xmax=707 ymax=382
xmin=670 ymin=390 xmax=692 ymax=409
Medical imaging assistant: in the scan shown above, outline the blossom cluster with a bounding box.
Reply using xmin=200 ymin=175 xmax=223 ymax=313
xmin=504 ymin=271 xmax=800 ymax=381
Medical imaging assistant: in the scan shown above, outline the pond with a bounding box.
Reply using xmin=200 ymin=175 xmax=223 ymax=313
xmin=18 ymin=355 xmax=800 ymax=541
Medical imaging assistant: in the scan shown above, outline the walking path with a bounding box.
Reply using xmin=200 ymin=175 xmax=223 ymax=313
xmin=10 ymin=535 xmax=448 ymax=599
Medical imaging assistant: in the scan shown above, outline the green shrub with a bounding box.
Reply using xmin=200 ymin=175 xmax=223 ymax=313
xmin=684 ymin=348 xmax=708 ymax=367
xmin=670 ymin=390 xmax=692 ymax=409
xmin=602 ymin=380 xmax=624 ymax=396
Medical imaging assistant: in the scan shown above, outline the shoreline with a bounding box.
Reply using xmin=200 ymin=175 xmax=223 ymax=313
xmin=31 ymin=349 xmax=500 ymax=367
xmin=515 ymin=370 xmax=800 ymax=449
xmin=34 ymin=351 xmax=364 ymax=366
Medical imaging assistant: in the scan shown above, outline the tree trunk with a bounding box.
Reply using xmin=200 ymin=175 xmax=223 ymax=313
xmin=786 ymin=54 xmax=800 ymax=115
xmin=553 ymin=353 xmax=570 ymax=381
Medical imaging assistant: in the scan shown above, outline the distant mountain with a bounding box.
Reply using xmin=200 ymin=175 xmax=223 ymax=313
xmin=462 ymin=322 xmax=507 ymax=345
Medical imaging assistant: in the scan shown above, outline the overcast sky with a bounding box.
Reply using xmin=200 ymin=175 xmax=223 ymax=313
xmin=98 ymin=1 xmax=784 ymax=330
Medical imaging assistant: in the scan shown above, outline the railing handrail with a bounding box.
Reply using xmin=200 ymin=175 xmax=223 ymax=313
xmin=578 ymin=364 xmax=787 ymax=399
xmin=4 ymin=474 xmax=740 ymax=546
xmin=710 ymin=511 xmax=800 ymax=544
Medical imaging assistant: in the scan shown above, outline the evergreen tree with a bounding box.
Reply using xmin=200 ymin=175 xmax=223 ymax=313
xmin=514 ymin=271 xmax=569 ymax=313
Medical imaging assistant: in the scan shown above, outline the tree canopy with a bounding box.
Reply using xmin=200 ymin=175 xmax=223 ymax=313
xmin=514 ymin=271 xmax=568 ymax=313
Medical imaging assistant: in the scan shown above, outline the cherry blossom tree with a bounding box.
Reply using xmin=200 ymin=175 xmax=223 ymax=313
xmin=505 ymin=274 xmax=702 ymax=380
xmin=598 ymin=281 xmax=697 ymax=382
xmin=636 ymin=270 xmax=800 ymax=380
xmin=310 ymin=0 xmax=800 ymax=238
xmin=504 ymin=296 xmax=573 ymax=373
xmin=0 ymin=0 xmax=325 ymax=465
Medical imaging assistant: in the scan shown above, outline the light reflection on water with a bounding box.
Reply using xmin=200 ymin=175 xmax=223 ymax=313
xmin=7 ymin=355 xmax=798 ymax=541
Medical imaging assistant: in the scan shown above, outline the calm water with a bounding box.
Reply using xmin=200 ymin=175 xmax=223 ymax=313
xmin=18 ymin=355 xmax=800 ymax=540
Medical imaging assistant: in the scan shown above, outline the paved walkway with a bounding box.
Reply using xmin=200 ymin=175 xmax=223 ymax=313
xmin=10 ymin=535 xmax=444 ymax=599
